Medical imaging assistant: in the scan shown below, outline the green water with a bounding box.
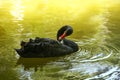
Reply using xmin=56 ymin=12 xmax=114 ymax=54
xmin=0 ymin=0 xmax=120 ymax=80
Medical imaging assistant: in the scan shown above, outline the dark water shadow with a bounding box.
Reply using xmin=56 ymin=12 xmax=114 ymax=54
xmin=16 ymin=57 xmax=61 ymax=71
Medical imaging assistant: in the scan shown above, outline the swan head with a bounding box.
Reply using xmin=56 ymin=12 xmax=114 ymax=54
xmin=57 ymin=25 xmax=73 ymax=41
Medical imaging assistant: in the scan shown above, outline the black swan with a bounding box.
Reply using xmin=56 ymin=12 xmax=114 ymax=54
xmin=15 ymin=25 xmax=79 ymax=58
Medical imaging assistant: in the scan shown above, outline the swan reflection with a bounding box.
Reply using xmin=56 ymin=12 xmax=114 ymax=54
xmin=16 ymin=57 xmax=59 ymax=71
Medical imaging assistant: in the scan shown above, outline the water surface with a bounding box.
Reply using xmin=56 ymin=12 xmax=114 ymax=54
xmin=0 ymin=0 xmax=120 ymax=80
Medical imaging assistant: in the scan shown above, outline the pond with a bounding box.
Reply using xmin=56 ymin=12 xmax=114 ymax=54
xmin=0 ymin=0 xmax=120 ymax=80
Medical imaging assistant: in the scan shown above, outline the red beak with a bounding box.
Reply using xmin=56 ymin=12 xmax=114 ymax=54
xmin=59 ymin=32 xmax=66 ymax=40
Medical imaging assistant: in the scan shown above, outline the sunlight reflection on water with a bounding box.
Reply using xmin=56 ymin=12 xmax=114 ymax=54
xmin=10 ymin=0 xmax=24 ymax=21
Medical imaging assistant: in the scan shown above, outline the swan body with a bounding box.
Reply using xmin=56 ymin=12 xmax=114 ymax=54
xmin=15 ymin=25 xmax=79 ymax=58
